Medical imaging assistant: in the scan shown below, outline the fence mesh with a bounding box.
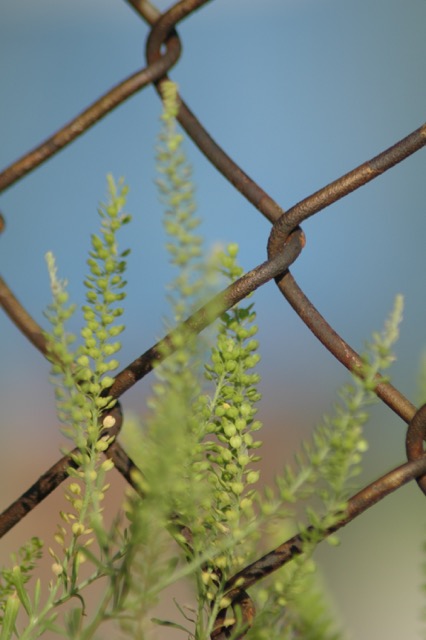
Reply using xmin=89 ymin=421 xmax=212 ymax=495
xmin=1 ymin=1 xmax=426 ymax=637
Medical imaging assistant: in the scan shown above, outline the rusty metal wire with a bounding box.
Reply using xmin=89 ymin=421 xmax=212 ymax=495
xmin=406 ymin=403 xmax=426 ymax=496
xmin=0 ymin=14 xmax=179 ymax=192
xmin=1 ymin=1 xmax=426 ymax=637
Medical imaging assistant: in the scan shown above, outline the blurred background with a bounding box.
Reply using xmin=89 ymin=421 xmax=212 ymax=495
xmin=1 ymin=0 xmax=426 ymax=637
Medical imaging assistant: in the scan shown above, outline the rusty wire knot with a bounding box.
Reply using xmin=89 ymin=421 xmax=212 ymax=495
xmin=267 ymin=221 xmax=306 ymax=279
xmin=406 ymin=403 xmax=426 ymax=496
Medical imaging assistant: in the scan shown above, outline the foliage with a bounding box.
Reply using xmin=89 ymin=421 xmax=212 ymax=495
xmin=0 ymin=81 xmax=409 ymax=639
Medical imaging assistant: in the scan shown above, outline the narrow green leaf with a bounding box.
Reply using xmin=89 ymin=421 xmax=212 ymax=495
xmin=0 ymin=593 xmax=20 ymax=640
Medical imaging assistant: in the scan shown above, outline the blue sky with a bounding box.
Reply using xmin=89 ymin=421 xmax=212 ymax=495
xmin=1 ymin=1 xmax=426 ymax=637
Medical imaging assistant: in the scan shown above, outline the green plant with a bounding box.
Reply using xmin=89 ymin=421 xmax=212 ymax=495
xmin=0 ymin=81 xmax=408 ymax=640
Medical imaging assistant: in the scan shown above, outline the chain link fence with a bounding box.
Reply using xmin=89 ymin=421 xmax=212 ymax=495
xmin=1 ymin=1 xmax=426 ymax=637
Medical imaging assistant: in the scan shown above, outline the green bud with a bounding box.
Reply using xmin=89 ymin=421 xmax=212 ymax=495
xmin=88 ymin=262 xmax=102 ymax=277
xmin=103 ymin=343 xmax=121 ymax=356
xmin=91 ymin=234 xmax=103 ymax=250
xmin=219 ymin=448 xmax=233 ymax=462
xmin=230 ymin=435 xmax=242 ymax=449
xmin=246 ymin=339 xmax=259 ymax=352
xmin=103 ymin=232 xmax=115 ymax=246
xmin=97 ymin=247 xmax=109 ymax=260
xmin=246 ymin=470 xmax=260 ymax=484
xmin=104 ymin=258 xmax=116 ymax=273
xmin=243 ymin=434 xmax=253 ymax=446
xmin=231 ymin=482 xmax=244 ymax=496
xmin=100 ymin=376 xmax=115 ymax=389
xmin=235 ymin=418 xmax=247 ymax=431
xmin=238 ymin=454 xmax=251 ymax=467
xmin=57 ymin=291 xmax=69 ymax=305
xmin=96 ymin=278 xmax=108 ymax=291
xmin=227 ymin=243 xmax=239 ymax=258
xmin=223 ymin=423 xmax=237 ymax=438
xmin=226 ymin=406 xmax=239 ymax=419
xmin=108 ymin=325 xmax=124 ymax=337
xmin=105 ymin=291 xmax=125 ymax=303
xmin=80 ymin=327 xmax=93 ymax=340
xmin=110 ymin=219 xmax=121 ymax=231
